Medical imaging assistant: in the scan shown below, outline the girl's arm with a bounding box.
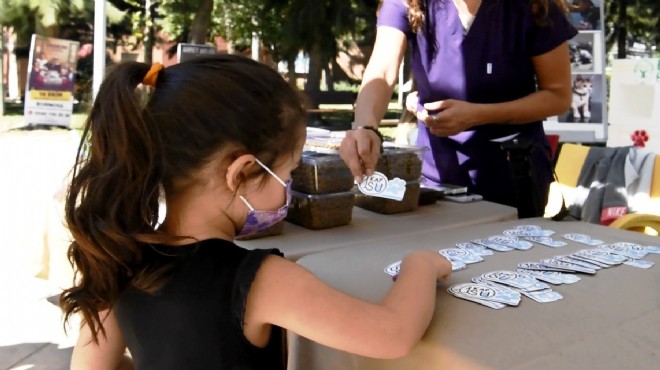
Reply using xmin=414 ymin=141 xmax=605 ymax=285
xmin=421 ymin=42 xmax=573 ymax=136
xmin=245 ymin=250 xmax=452 ymax=359
xmin=71 ymin=310 xmax=134 ymax=370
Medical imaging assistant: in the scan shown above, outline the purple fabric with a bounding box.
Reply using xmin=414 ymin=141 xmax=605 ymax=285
xmin=377 ymin=0 xmax=577 ymax=209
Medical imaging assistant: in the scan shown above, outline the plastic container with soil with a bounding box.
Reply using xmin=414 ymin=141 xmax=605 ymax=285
xmin=355 ymin=180 xmax=421 ymax=214
xmin=291 ymin=151 xmax=354 ymax=194
xmin=285 ymin=190 xmax=355 ymax=229
xmin=376 ymin=144 xmax=425 ymax=181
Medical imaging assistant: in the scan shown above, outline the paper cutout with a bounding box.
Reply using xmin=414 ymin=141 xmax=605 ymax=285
xmin=356 ymin=172 xmax=406 ymax=201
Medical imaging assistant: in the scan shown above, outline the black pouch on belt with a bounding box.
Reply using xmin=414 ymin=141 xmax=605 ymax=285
xmin=500 ymin=138 xmax=546 ymax=219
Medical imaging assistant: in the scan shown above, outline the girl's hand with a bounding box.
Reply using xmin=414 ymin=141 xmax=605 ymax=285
xmin=401 ymin=250 xmax=453 ymax=282
xmin=416 ymin=99 xmax=481 ymax=137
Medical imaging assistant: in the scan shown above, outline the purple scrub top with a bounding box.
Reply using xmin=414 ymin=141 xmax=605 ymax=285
xmin=378 ymin=0 xmax=577 ymax=209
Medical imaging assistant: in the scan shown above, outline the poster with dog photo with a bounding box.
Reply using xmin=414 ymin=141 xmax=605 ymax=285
xmin=558 ymin=74 xmax=604 ymax=124
xmin=568 ymin=0 xmax=602 ymax=31
xmin=569 ymin=32 xmax=601 ymax=74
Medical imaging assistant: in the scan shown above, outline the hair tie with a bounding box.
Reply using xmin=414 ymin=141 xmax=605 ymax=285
xmin=142 ymin=63 xmax=164 ymax=87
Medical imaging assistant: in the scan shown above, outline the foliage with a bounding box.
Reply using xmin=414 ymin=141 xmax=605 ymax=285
xmin=605 ymin=0 xmax=659 ymax=56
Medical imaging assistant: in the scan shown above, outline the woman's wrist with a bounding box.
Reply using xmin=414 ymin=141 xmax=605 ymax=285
xmin=355 ymin=125 xmax=384 ymax=153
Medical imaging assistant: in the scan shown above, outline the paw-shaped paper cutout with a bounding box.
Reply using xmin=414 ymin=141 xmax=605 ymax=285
xmin=631 ymin=130 xmax=649 ymax=148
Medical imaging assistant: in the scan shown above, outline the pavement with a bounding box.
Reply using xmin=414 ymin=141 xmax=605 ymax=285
xmin=0 ymin=276 xmax=78 ymax=370
xmin=0 ymin=128 xmax=81 ymax=370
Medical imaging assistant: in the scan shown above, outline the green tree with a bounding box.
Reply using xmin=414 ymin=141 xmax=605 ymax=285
xmin=605 ymin=0 xmax=660 ymax=58
xmin=258 ymin=0 xmax=378 ymax=98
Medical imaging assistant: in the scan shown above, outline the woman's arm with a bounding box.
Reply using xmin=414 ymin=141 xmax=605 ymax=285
xmin=340 ymin=26 xmax=407 ymax=181
xmin=244 ymin=250 xmax=452 ymax=359
xmin=421 ymin=42 xmax=572 ymax=137
xmin=71 ymin=310 xmax=134 ymax=370
xmin=353 ymin=26 xmax=407 ymax=128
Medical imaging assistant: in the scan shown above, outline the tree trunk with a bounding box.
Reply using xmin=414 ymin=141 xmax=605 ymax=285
xmin=287 ymin=54 xmax=297 ymax=88
xmin=305 ymin=44 xmax=323 ymax=98
xmin=144 ymin=0 xmax=155 ymax=64
xmin=616 ymin=0 xmax=627 ymax=58
xmin=189 ymin=0 xmax=214 ymax=44
xmin=324 ymin=63 xmax=334 ymax=91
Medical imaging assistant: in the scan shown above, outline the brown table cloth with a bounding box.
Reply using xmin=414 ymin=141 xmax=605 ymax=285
xmin=290 ymin=218 xmax=659 ymax=370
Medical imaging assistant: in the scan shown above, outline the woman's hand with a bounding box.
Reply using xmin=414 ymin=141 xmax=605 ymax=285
xmin=416 ymin=99 xmax=481 ymax=137
xmin=405 ymin=91 xmax=419 ymax=113
xmin=339 ymin=127 xmax=382 ymax=182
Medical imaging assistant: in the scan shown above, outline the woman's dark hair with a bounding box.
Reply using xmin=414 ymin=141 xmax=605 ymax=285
xmin=60 ymin=54 xmax=306 ymax=342
xmin=406 ymin=0 xmax=570 ymax=33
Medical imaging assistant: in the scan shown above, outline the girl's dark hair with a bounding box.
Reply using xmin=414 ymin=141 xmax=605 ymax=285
xmin=60 ymin=54 xmax=306 ymax=342
xmin=406 ymin=0 xmax=570 ymax=33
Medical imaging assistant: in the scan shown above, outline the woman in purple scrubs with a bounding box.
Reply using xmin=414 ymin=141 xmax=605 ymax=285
xmin=340 ymin=0 xmax=577 ymax=217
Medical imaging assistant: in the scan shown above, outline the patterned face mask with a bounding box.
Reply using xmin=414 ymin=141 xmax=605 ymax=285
xmin=236 ymin=159 xmax=291 ymax=238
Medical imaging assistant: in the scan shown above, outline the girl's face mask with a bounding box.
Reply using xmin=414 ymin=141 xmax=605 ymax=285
xmin=236 ymin=159 xmax=291 ymax=238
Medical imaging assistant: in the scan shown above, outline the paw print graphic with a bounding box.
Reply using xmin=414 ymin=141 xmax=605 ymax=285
xmin=631 ymin=130 xmax=649 ymax=148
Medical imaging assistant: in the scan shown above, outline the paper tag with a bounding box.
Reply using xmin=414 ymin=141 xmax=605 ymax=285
xmin=472 ymin=239 xmax=514 ymax=252
xmin=448 ymin=283 xmax=517 ymax=307
xmin=456 ymin=242 xmax=494 ymax=256
xmin=521 ymin=289 xmax=563 ymax=303
xmin=540 ymin=258 xmax=597 ymax=274
xmin=439 ymin=248 xmax=483 ymax=264
xmin=553 ymin=255 xmax=602 ymax=270
xmin=517 ymin=262 xmax=574 ymax=273
xmin=504 ymin=225 xmax=555 ymax=237
xmin=449 ymin=259 xmax=467 ymax=271
xmin=515 ymin=269 xmax=562 ymax=284
xmin=568 ymin=254 xmax=612 ymax=268
xmin=517 ymin=268 xmax=576 ymax=285
xmin=383 ymin=260 xmax=401 ymax=276
xmin=623 ymin=259 xmax=655 ymax=269
xmin=562 ymin=233 xmax=604 ymax=246
xmin=486 ymin=235 xmax=534 ymax=250
xmin=475 ymin=276 xmax=556 ymax=302
xmin=645 ymin=245 xmax=660 ymax=254
xmin=447 ymin=288 xmax=506 ymax=309
xmin=481 ymin=270 xmax=538 ymax=290
xmin=573 ymin=249 xmax=627 ymax=265
xmin=600 ymin=242 xmax=648 ymax=259
xmin=471 ymin=277 xmax=523 ymax=305
xmin=356 ymin=172 xmax=406 ymax=201
xmin=523 ymin=236 xmax=567 ymax=248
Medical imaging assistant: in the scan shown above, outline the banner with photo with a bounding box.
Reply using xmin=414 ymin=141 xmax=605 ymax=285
xmin=24 ymin=34 xmax=80 ymax=127
xmin=543 ymin=0 xmax=607 ymax=143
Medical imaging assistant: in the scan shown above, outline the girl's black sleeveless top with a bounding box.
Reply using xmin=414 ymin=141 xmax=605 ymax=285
xmin=114 ymin=239 xmax=285 ymax=370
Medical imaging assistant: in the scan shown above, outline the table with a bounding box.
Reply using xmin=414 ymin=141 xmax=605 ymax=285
xmin=289 ymin=218 xmax=660 ymax=370
xmin=237 ymin=200 xmax=517 ymax=261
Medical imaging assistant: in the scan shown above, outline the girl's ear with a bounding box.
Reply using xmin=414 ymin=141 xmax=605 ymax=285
xmin=226 ymin=154 xmax=257 ymax=192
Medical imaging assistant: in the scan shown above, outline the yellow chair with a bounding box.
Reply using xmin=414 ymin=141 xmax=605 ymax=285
xmin=546 ymin=143 xmax=660 ymax=236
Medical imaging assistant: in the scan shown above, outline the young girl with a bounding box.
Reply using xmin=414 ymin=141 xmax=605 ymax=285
xmin=61 ymin=54 xmax=452 ymax=370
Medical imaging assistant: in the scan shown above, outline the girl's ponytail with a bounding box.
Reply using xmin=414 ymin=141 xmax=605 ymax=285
xmin=61 ymin=62 xmax=165 ymax=342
